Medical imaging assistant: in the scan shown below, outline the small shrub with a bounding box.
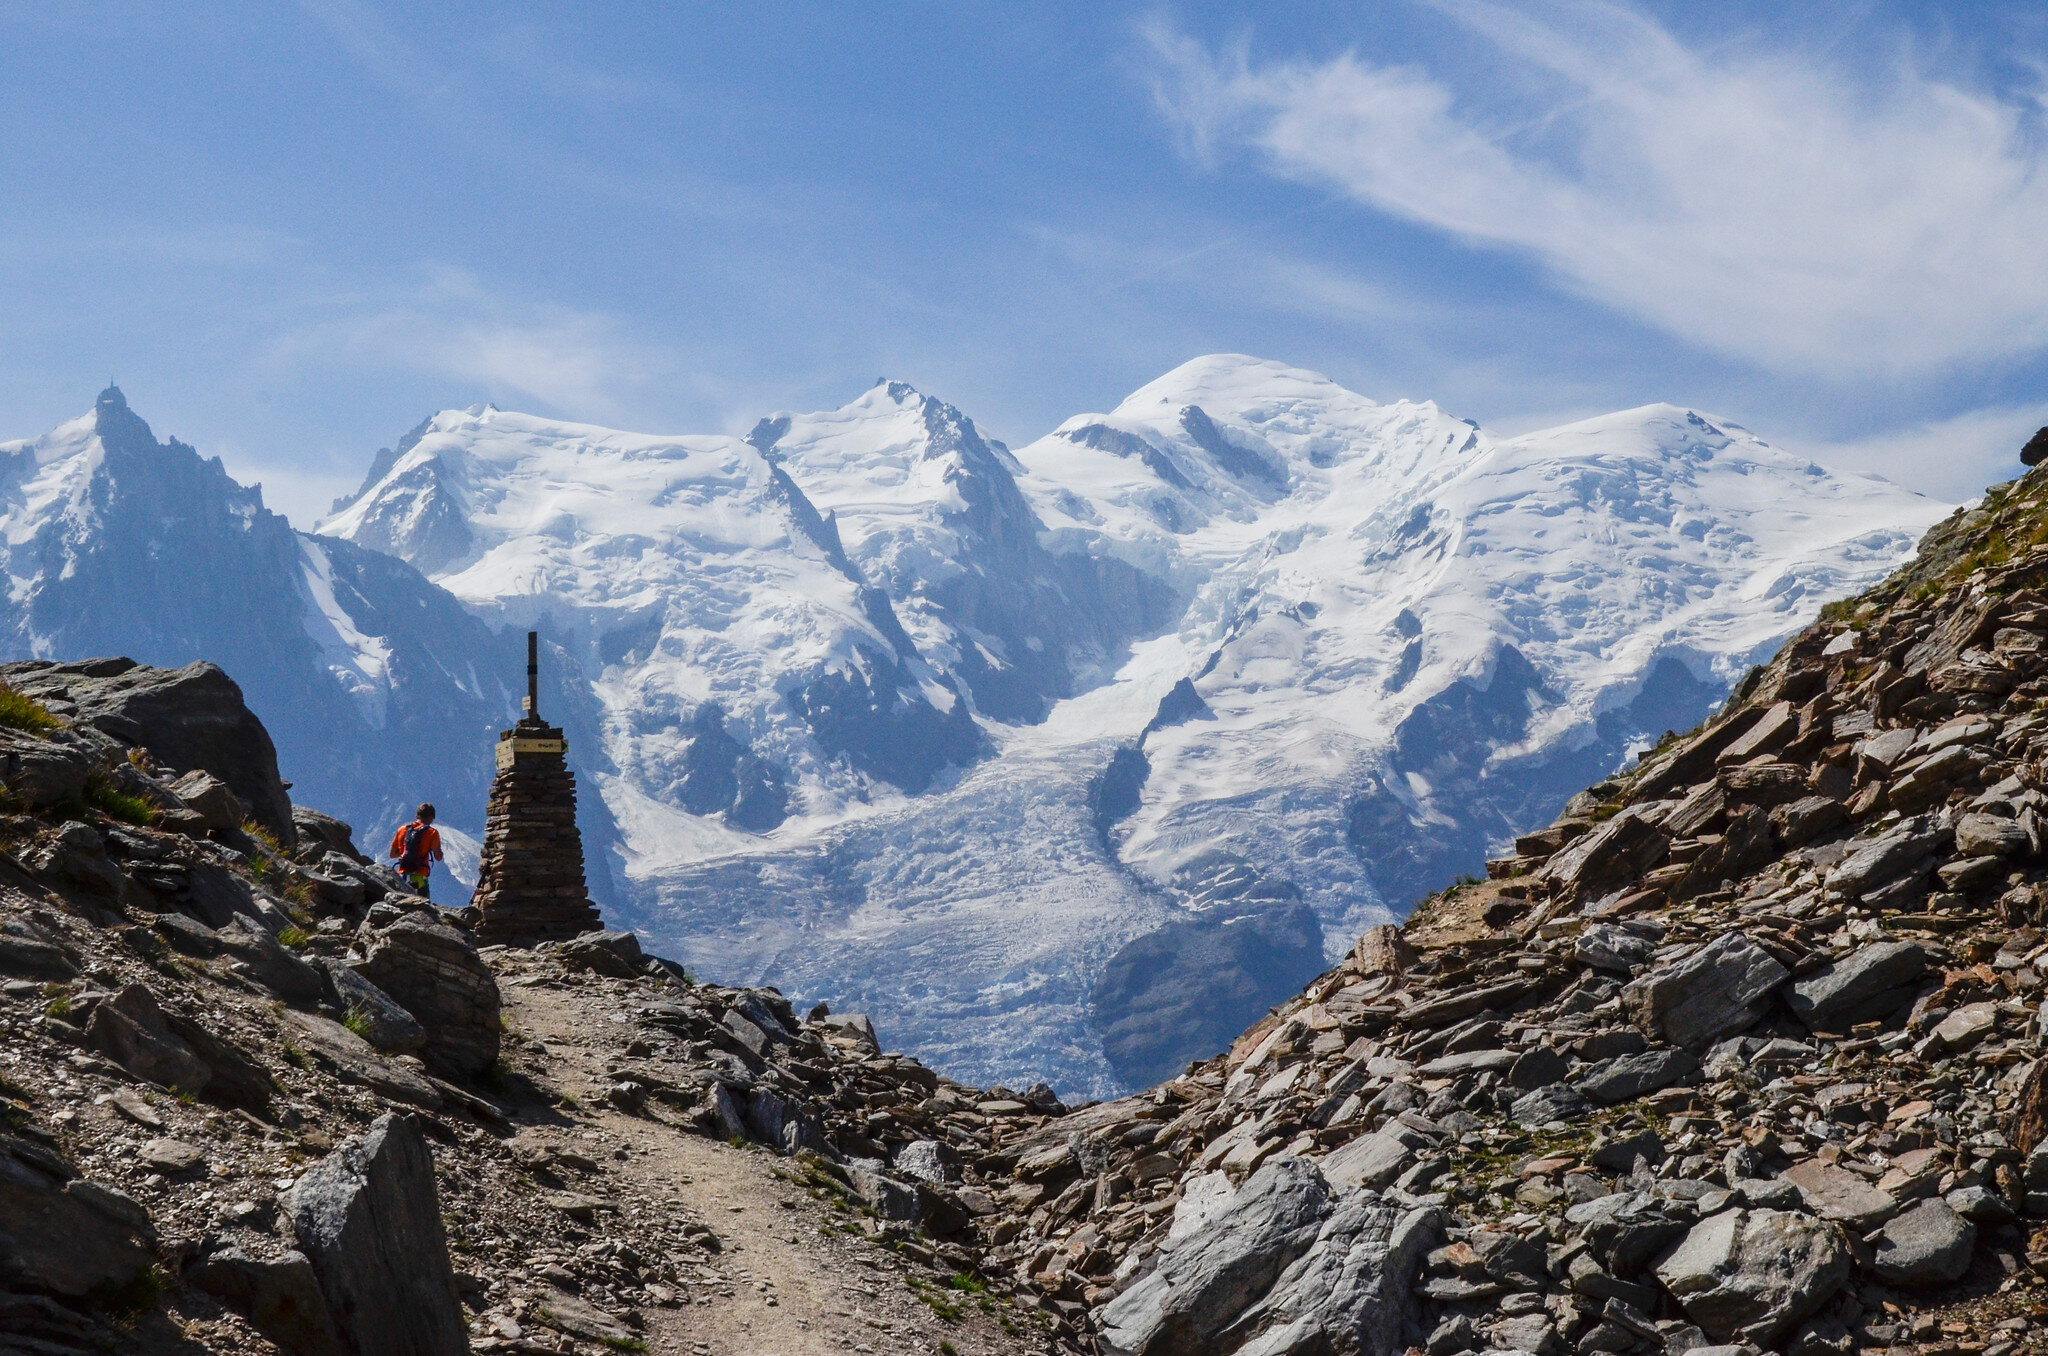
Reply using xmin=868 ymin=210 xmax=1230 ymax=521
xmin=0 ymin=684 xmax=59 ymax=735
xmin=340 ymin=1007 xmax=373 ymax=1039
xmin=281 ymin=1045 xmax=308 ymax=1070
xmin=243 ymin=819 xmax=284 ymax=854
xmin=946 ymin=1273 xmax=984 ymax=1293
xmin=42 ymin=993 xmax=71 ymax=1019
xmin=276 ymin=926 xmax=311 ymax=950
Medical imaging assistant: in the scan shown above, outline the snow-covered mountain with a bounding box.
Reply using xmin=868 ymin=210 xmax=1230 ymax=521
xmin=320 ymin=356 xmax=1949 ymax=1097
xmin=0 ymin=388 xmax=623 ymax=899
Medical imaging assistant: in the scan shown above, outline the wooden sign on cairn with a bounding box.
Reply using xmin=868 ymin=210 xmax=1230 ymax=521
xmin=471 ymin=632 xmax=603 ymax=946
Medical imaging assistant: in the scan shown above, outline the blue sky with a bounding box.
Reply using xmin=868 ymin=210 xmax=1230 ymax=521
xmin=5 ymin=1 xmax=2048 ymax=522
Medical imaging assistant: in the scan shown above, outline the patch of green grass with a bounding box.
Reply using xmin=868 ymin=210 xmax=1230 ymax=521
xmin=945 ymin=1273 xmax=984 ymax=1293
xmin=84 ymin=773 xmax=156 ymax=826
xmin=242 ymin=819 xmax=285 ymax=854
xmin=940 ymin=1342 xmax=960 ymax=1356
xmin=340 ymin=1006 xmax=374 ymax=1039
xmin=599 ymin=1339 xmax=649 ymax=1353
xmin=42 ymin=993 xmax=71 ymax=1019
xmin=281 ymin=1044 xmax=308 ymax=1070
xmin=905 ymin=1277 xmax=963 ymax=1323
xmin=0 ymin=683 xmax=59 ymax=736
xmin=276 ymin=925 xmax=311 ymax=950
xmin=558 ymin=1093 xmax=581 ymax=1111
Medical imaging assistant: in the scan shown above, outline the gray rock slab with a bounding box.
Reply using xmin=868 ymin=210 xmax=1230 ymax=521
xmin=1786 ymin=940 xmax=1929 ymax=1032
xmin=1207 ymin=1196 xmax=1443 ymax=1356
xmin=1954 ymin=811 xmax=2029 ymax=858
xmin=1826 ymin=816 xmax=1949 ymax=898
xmin=1871 ymin=1199 xmax=1975 ymax=1286
xmin=1653 ymin=1208 xmax=1848 ymax=1348
xmin=191 ymin=1244 xmax=345 ymax=1356
xmin=1511 ymin=1083 xmax=1591 ymax=1127
xmin=1097 ymin=1156 xmax=1333 ymax=1356
xmin=284 ymin=1112 xmax=465 ymax=1356
xmin=317 ymin=960 xmax=426 ymax=1055
xmin=216 ymin=916 xmax=330 ymax=1005
xmin=1781 ymin=1160 xmax=1897 ymax=1229
xmin=1623 ymin=933 xmax=1789 ymax=1050
xmin=1508 ymin=1045 xmax=1569 ymax=1089
xmin=1416 ymin=1048 xmax=1518 ymax=1078
xmin=1322 ymin=1124 xmax=1430 ymax=1192
xmin=1575 ymin=924 xmax=1657 ymax=974
xmin=1577 ymin=1048 xmax=1699 ymax=1105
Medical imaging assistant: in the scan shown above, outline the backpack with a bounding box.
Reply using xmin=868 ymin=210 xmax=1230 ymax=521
xmin=397 ymin=822 xmax=430 ymax=873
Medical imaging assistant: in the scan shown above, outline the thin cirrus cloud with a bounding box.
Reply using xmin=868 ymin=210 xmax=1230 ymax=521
xmin=261 ymin=269 xmax=668 ymax=424
xmin=1145 ymin=2 xmax=2048 ymax=380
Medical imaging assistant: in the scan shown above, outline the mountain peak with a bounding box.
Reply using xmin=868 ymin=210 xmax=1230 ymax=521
xmin=96 ymin=384 xmax=126 ymax=412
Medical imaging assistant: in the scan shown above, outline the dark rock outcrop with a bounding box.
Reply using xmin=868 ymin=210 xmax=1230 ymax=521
xmin=282 ymin=1113 xmax=467 ymax=1356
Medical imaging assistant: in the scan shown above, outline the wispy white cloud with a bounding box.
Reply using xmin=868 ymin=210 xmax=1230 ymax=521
xmin=263 ymin=267 xmax=669 ymax=420
xmin=1147 ymin=1 xmax=2048 ymax=378
xmin=1788 ymin=401 xmax=2048 ymax=502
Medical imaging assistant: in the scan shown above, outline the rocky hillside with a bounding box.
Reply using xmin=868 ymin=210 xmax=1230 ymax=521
xmin=0 ymin=660 xmax=1093 ymax=1355
xmin=949 ymin=463 xmax=2048 ymax=1354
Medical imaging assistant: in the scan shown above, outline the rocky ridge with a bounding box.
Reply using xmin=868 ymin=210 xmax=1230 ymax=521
xmin=948 ymin=465 xmax=2048 ymax=1355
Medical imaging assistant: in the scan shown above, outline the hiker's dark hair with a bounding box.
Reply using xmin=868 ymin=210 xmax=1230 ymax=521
xmin=417 ymin=803 xmax=435 ymax=822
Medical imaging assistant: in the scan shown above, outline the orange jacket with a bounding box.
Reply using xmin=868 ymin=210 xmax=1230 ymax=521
xmin=389 ymin=821 xmax=443 ymax=872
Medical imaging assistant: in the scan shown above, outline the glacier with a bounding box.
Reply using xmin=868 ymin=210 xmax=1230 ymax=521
xmin=313 ymin=354 xmax=1949 ymax=1097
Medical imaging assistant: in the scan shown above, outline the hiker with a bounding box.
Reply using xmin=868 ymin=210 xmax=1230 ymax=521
xmin=389 ymin=802 xmax=444 ymax=899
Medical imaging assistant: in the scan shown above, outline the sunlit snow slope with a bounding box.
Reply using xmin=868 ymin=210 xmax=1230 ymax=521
xmin=323 ymin=358 xmax=1949 ymax=1097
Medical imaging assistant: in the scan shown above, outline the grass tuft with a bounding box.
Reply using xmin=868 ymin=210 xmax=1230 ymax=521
xmin=84 ymin=772 xmax=156 ymax=826
xmin=0 ymin=684 xmax=59 ymax=735
xmin=276 ymin=925 xmax=311 ymax=950
xmin=340 ymin=1006 xmax=374 ymax=1039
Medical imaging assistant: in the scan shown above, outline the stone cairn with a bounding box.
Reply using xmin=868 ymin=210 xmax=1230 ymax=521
xmin=472 ymin=632 xmax=602 ymax=946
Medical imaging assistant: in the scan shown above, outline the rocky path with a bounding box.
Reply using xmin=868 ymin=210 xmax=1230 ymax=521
xmin=497 ymin=980 xmax=1049 ymax=1356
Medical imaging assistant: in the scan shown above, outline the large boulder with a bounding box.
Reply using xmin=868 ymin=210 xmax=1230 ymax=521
xmin=191 ymin=1244 xmax=346 ymax=1356
xmin=0 ymin=657 xmax=296 ymax=843
xmin=1623 ymin=933 xmax=1789 ymax=1050
xmin=1786 ymin=940 xmax=1929 ymax=1032
xmin=1653 ymin=1208 xmax=1848 ymax=1347
xmin=0 ymin=1133 xmax=156 ymax=1299
xmin=282 ymin=1113 xmax=466 ymax=1356
xmin=1871 ymin=1199 xmax=1975 ymax=1286
xmin=352 ymin=915 xmax=500 ymax=1081
xmin=1218 ymin=1197 xmax=1443 ymax=1356
xmin=1098 ymin=1156 xmax=1334 ymax=1356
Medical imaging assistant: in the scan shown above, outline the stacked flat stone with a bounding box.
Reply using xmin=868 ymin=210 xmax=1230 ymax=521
xmin=471 ymin=717 xmax=602 ymax=946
